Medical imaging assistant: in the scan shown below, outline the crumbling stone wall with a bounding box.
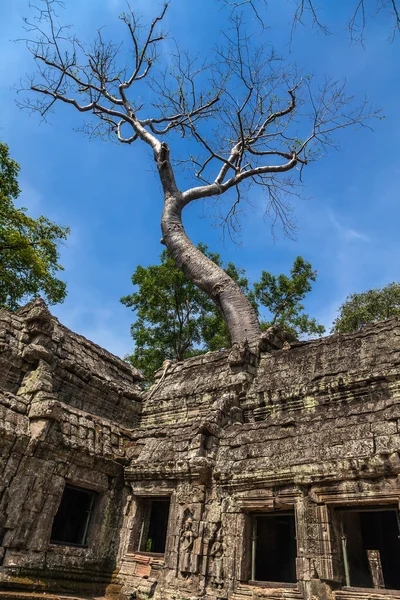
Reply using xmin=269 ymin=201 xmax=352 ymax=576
xmin=119 ymin=319 xmax=400 ymax=600
xmin=0 ymin=299 xmax=142 ymax=597
xmin=2 ymin=301 xmax=400 ymax=600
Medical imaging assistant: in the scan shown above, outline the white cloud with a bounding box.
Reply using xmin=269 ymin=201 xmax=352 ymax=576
xmin=328 ymin=210 xmax=370 ymax=243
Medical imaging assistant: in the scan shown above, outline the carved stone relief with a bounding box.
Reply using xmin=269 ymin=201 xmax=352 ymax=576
xmin=179 ymin=516 xmax=197 ymax=577
xmin=209 ymin=525 xmax=225 ymax=589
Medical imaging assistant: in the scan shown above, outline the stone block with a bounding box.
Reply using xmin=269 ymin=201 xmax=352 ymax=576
xmin=371 ymin=420 xmax=397 ymax=435
xmin=375 ymin=433 xmax=400 ymax=454
xmin=3 ymin=549 xmax=46 ymax=569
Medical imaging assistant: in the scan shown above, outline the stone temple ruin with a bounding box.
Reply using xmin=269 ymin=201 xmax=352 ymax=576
xmin=1 ymin=298 xmax=400 ymax=600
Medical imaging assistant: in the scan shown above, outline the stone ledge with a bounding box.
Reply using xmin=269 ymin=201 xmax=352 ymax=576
xmin=0 ymin=593 xmax=92 ymax=600
xmin=336 ymin=589 xmax=400 ymax=599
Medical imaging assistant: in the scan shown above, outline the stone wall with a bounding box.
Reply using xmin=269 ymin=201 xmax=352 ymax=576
xmin=2 ymin=301 xmax=400 ymax=600
xmin=0 ymin=299 xmax=142 ymax=597
xmin=119 ymin=319 xmax=400 ymax=600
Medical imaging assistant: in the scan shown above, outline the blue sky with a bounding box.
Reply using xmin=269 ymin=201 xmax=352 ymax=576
xmin=1 ymin=0 xmax=399 ymax=358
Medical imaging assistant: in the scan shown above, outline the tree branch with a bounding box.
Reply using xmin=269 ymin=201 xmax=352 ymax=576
xmin=20 ymin=0 xmax=378 ymax=238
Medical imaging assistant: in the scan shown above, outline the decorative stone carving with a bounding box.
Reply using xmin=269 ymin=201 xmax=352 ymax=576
xmin=209 ymin=526 xmax=225 ymax=589
xmin=228 ymin=340 xmax=250 ymax=367
xmin=179 ymin=516 xmax=197 ymax=577
xmin=2 ymin=301 xmax=400 ymax=600
xmin=258 ymin=324 xmax=297 ymax=352
xmin=367 ymin=549 xmax=385 ymax=589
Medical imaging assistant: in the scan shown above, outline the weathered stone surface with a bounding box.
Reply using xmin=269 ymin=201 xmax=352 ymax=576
xmin=0 ymin=300 xmax=142 ymax=599
xmin=2 ymin=301 xmax=400 ymax=599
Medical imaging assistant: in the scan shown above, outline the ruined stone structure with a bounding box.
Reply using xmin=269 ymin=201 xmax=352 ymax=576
xmin=1 ymin=299 xmax=400 ymax=600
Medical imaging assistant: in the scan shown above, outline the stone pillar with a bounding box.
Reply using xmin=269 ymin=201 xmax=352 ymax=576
xmin=296 ymin=494 xmax=341 ymax=600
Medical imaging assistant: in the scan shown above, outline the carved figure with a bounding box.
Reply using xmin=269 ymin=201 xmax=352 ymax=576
xmin=228 ymin=340 xmax=249 ymax=367
xmin=179 ymin=517 xmax=196 ymax=577
xmin=209 ymin=528 xmax=225 ymax=589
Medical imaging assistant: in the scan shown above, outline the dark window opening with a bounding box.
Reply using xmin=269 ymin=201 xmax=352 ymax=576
xmin=50 ymin=484 xmax=95 ymax=547
xmin=250 ymin=512 xmax=297 ymax=584
xmin=338 ymin=506 xmax=400 ymax=590
xmin=139 ymin=498 xmax=170 ymax=554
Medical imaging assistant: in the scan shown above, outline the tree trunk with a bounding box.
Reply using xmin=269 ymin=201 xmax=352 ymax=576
xmin=156 ymin=144 xmax=261 ymax=348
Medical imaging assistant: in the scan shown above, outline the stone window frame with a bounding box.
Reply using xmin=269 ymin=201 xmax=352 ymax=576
xmin=47 ymin=476 xmax=109 ymax=553
xmin=249 ymin=509 xmax=297 ymax=586
xmin=234 ymin=490 xmax=301 ymax=593
xmin=137 ymin=497 xmax=171 ymax=555
xmin=125 ymin=487 xmax=175 ymax=561
xmin=312 ymin=482 xmax=400 ymax=595
xmin=50 ymin=483 xmax=97 ymax=548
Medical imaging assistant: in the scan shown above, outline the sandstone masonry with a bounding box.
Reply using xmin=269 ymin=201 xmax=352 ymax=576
xmin=1 ymin=299 xmax=400 ymax=600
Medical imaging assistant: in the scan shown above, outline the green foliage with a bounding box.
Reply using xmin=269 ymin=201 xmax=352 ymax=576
xmin=332 ymin=282 xmax=400 ymax=333
xmin=254 ymin=256 xmax=325 ymax=338
xmin=122 ymin=250 xmax=323 ymax=380
xmin=121 ymin=245 xmax=252 ymax=380
xmin=0 ymin=142 xmax=70 ymax=310
xmin=145 ymin=538 xmax=153 ymax=552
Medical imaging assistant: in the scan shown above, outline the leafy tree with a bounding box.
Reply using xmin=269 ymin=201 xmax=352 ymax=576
xmin=123 ymin=251 xmax=322 ymax=378
xmin=254 ymin=256 xmax=325 ymax=338
xmin=332 ymin=283 xmax=400 ymax=334
xmin=121 ymin=245 xmax=253 ymax=379
xmin=21 ymin=0 xmax=374 ymax=349
xmin=0 ymin=142 xmax=69 ymax=310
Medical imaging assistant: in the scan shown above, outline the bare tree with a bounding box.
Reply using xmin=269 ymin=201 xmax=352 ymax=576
xmin=223 ymin=0 xmax=400 ymax=43
xmin=293 ymin=0 xmax=400 ymax=42
xmin=19 ymin=0 xmax=375 ymax=349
